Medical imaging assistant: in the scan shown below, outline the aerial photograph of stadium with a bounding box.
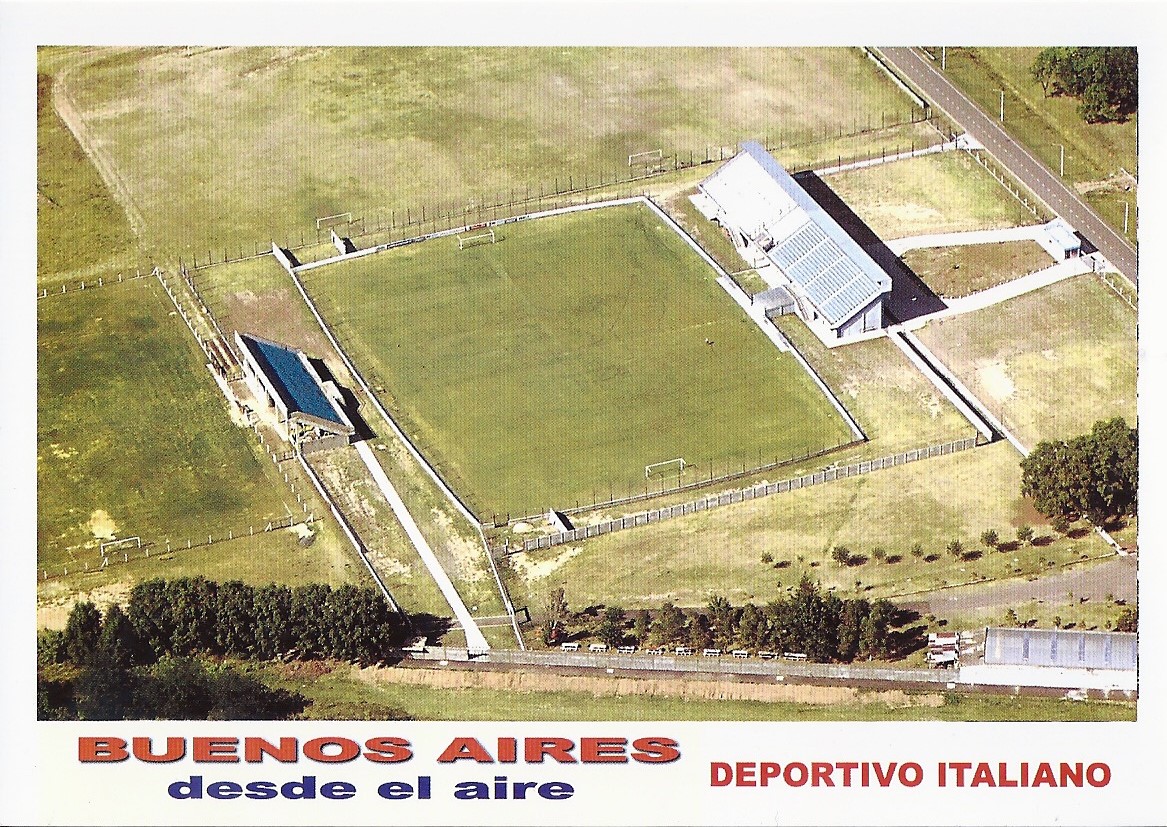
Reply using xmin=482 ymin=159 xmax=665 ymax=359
xmin=36 ymin=45 xmax=1138 ymax=722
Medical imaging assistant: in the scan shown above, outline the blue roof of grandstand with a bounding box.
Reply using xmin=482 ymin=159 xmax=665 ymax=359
xmin=708 ymin=142 xmax=891 ymax=327
xmin=984 ymin=627 xmax=1136 ymax=671
xmin=238 ymin=333 xmax=347 ymax=427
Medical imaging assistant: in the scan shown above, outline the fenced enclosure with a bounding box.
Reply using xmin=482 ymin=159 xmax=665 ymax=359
xmin=518 ymin=435 xmax=980 ymax=553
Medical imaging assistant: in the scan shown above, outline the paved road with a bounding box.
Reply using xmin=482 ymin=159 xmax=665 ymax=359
xmin=879 ymin=48 xmax=1137 ymax=284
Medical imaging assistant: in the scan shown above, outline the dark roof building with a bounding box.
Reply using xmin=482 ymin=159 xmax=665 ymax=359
xmin=235 ymin=332 xmax=354 ymax=444
xmin=698 ymin=142 xmax=892 ymax=345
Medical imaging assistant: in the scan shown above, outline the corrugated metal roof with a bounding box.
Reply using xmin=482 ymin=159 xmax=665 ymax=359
xmin=238 ymin=333 xmax=349 ymax=428
xmin=701 ymin=142 xmax=890 ymax=328
xmin=984 ymin=627 xmax=1136 ymax=671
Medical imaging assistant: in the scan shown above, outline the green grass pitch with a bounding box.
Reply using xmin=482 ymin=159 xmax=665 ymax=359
xmin=303 ymin=203 xmax=854 ymax=519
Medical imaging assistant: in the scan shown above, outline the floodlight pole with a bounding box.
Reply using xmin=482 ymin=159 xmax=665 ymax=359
xmin=1124 ymin=202 xmax=1130 ymax=235
xmin=941 ymin=47 xmax=946 ymax=70
xmin=999 ymin=90 xmax=1005 ymax=123
xmin=1058 ymin=144 xmax=1065 ymax=177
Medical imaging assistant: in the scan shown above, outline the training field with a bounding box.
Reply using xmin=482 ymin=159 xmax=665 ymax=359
xmin=37 ymin=279 xmax=301 ymax=574
xmin=303 ymin=203 xmax=853 ymax=518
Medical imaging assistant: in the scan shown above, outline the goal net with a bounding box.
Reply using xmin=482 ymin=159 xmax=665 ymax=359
xmin=458 ymin=229 xmax=496 ymax=250
xmin=628 ymin=149 xmax=663 ymax=167
xmin=315 ymin=212 xmax=352 ymax=230
xmin=645 ymin=458 xmax=686 ymax=479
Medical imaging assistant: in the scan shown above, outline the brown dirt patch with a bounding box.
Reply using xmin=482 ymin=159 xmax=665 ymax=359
xmin=355 ymin=664 xmax=944 ymax=708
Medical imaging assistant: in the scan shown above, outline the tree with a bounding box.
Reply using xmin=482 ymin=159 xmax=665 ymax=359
xmin=737 ymin=603 xmax=764 ymax=649
xmin=1017 ymin=525 xmax=1035 ymax=545
xmin=541 ymin=587 xmax=569 ymax=646
xmin=707 ymin=596 xmax=737 ymax=649
xmin=651 ymin=602 xmax=687 ymax=646
xmin=1022 ymin=419 xmax=1137 ymax=524
xmin=836 ymin=599 xmax=867 ymax=662
xmin=946 ymin=539 xmax=964 ymax=559
xmin=1115 ymin=607 xmax=1137 ymax=633
xmin=62 ymin=602 xmax=103 ymax=665
xmin=97 ymin=604 xmax=143 ymax=670
xmin=872 ymin=547 xmax=886 ymax=562
xmin=980 ymin=529 xmax=999 ymax=550
xmin=910 ymin=542 xmax=924 ymax=559
xmin=687 ymin=613 xmax=713 ymax=651
xmin=831 ymin=546 xmax=851 ymax=566
xmin=596 ymin=606 xmax=626 ymax=649
xmin=632 ymin=610 xmax=651 ymax=646
xmin=1030 ymin=47 xmax=1138 ymax=122
xmin=1050 ymin=514 xmax=1071 ymax=535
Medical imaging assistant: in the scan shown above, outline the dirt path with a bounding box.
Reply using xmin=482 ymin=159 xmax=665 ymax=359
xmin=52 ymin=53 xmax=148 ymax=242
xmin=901 ymin=554 xmax=1136 ymax=619
xmin=355 ymin=663 xmax=945 ymax=708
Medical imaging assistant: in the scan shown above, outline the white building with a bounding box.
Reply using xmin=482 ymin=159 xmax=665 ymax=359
xmin=959 ymin=626 xmax=1136 ymax=692
xmin=697 ymin=141 xmax=892 ymax=346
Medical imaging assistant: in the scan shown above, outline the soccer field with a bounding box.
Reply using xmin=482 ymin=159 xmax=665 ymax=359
xmin=303 ymin=203 xmax=854 ymax=518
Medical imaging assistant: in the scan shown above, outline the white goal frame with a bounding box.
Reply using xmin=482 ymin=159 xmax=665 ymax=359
xmin=628 ymin=149 xmax=663 ymax=167
xmin=315 ymin=212 xmax=352 ymax=230
xmin=458 ymin=229 xmax=496 ymax=250
xmin=645 ymin=458 xmax=686 ymax=479
xmin=100 ymin=536 xmax=142 ymax=555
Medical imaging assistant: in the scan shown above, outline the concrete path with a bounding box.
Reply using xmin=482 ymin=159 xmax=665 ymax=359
xmin=886 ymin=224 xmax=1044 ymax=255
xmin=353 ymin=440 xmax=490 ymax=653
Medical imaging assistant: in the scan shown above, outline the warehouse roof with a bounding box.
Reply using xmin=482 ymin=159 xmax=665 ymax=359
xmin=700 ymin=141 xmax=891 ymax=328
xmin=236 ymin=333 xmax=350 ymax=429
xmin=984 ymin=627 xmax=1136 ymax=671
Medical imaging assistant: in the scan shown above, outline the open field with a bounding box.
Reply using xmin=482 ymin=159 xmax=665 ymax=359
xmin=902 ymin=241 xmax=1053 ymax=297
xmin=509 ymin=440 xmax=1112 ymax=612
xmin=255 ymin=661 xmax=1134 ymax=722
xmin=824 ymin=151 xmax=1038 ymax=239
xmin=303 ymin=204 xmax=853 ymax=519
xmin=937 ymin=47 xmax=1137 ymax=243
xmin=54 ymin=46 xmax=920 ymax=258
xmin=36 ymin=520 xmax=365 ymax=629
xmin=37 ymin=72 xmax=136 ymax=281
xmin=37 ymin=278 xmax=303 ymax=576
xmin=915 ymin=275 xmax=1137 ymax=448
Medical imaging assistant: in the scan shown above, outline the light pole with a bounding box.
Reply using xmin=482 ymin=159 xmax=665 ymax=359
xmin=999 ymin=90 xmax=1005 ymax=122
xmin=1124 ymin=202 xmax=1130 ymax=235
xmin=1058 ymin=144 xmax=1065 ymax=176
xmin=941 ymin=46 xmax=946 ymax=70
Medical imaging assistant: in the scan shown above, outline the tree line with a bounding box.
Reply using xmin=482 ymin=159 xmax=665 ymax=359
xmin=1031 ymin=47 xmax=1137 ymax=123
xmin=546 ymin=575 xmax=907 ymax=663
xmin=1021 ymin=418 xmax=1137 ymax=526
xmin=38 ymin=577 xmax=413 ymax=720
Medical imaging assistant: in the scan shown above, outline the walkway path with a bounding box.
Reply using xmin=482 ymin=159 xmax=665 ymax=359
xmin=886 ymin=224 xmax=1044 ymax=255
xmin=353 ymin=440 xmax=490 ymax=653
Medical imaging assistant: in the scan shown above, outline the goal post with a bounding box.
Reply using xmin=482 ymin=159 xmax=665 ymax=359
xmin=645 ymin=458 xmax=686 ymax=479
xmin=457 ymin=229 xmax=496 ymax=250
xmin=628 ymin=149 xmax=663 ymax=167
xmin=315 ymin=212 xmax=352 ymax=230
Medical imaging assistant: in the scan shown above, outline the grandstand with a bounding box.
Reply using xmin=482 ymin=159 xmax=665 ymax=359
xmin=696 ymin=141 xmax=892 ymax=346
xmin=235 ymin=332 xmax=355 ymax=449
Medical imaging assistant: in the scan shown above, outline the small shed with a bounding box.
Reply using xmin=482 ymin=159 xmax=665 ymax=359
xmin=1038 ymin=218 xmax=1082 ymax=260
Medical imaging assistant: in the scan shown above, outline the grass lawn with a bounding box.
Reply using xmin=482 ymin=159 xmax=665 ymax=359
xmin=36 ymin=520 xmax=366 ymax=629
xmin=55 ymin=46 xmax=919 ymax=258
xmin=776 ymin=316 xmax=971 ymax=454
xmin=938 ymin=48 xmax=1137 ymax=243
xmin=902 ymin=241 xmax=1054 ymax=297
xmin=37 ymin=72 xmax=136 ymax=281
xmin=303 ymin=203 xmax=853 ymax=519
xmin=37 ymin=278 xmax=298 ymax=574
xmin=824 ymin=151 xmax=1038 ymax=239
xmin=254 ymin=661 xmax=1134 ymax=722
xmin=510 ymin=440 xmax=1110 ymax=611
xmin=914 ymin=275 xmax=1137 ymax=449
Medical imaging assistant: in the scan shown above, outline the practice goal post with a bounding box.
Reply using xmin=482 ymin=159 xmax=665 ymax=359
xmin=628 ymin=149 xmax=663 ymax=167
xmin=645 ymin=458 xmax=686 ymax=479
xmin=315 ymin=212 xmax=352 ymax=230
xmin=457 ymin=229 xmax=496 ymax=250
